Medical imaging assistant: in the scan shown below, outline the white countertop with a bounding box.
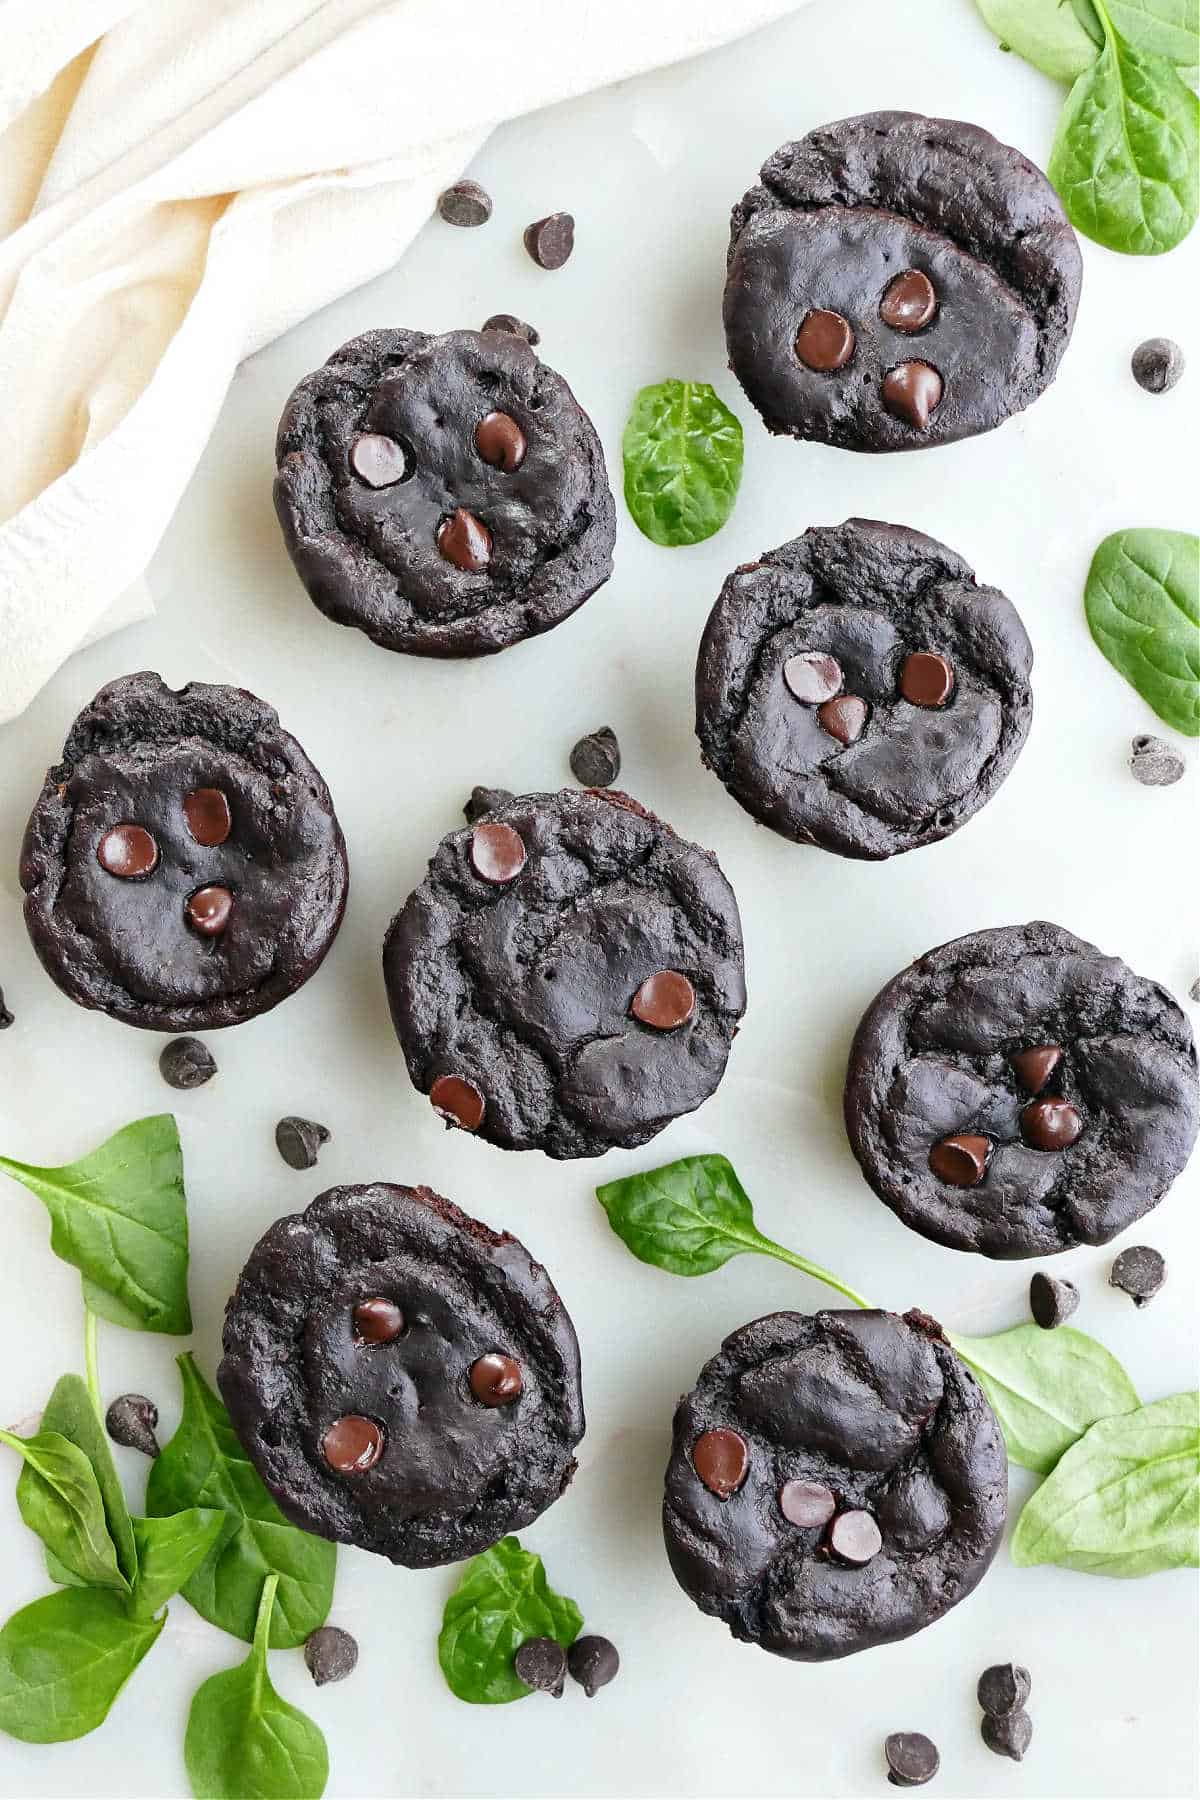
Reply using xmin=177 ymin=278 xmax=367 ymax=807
xmin=1 ymin=2 xmax=1197 ymax=1795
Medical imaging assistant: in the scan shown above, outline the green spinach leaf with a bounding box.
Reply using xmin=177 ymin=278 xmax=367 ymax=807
xmin=0 ymin=1115 xmax=191 ymax=1335
xmin=439 ymin=1536 xmax=582 ymax=1704
xmin=1 ymin=1427 xmax=128 ymax=1593
xmin=185 ymin=1574 xmax=328 ymax=1800
xmin=1012 ymin=1391 xmax=1200 ymax=1574
xmin=0 ymin=1587 xmax=163 ymax=1743
xmin=146 ymin=1355 xmax=335 ymax=1648
xmin=129 ymin=1509 xmax=227 ymax=1621
xmin=622 ymin=380 xmax=743 ymax=546
xmin=978 ymin=0 xmax=1101 ymax=81
xmin=1105 ymin=0 xmax=1199 ymax=80
xmin=1084 ymin=528 xmax=1199 ymax=733
xmin=950 ymin=1323 xmax=1141 ymax=1473
xmin=33 ymin=1374 xmax=138 ymax=1589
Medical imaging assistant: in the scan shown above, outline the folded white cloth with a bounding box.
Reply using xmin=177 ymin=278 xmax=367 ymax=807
xmin=0 ymin=0 xmax=805 ymax=723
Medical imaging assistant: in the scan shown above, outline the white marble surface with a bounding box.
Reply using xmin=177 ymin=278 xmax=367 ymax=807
xmin=1 ymin=2 xmax=1197 ymax=1795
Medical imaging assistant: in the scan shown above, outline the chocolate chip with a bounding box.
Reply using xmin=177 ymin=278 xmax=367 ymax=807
xmin=430 ymin=1073 xmax=486 ymax=1131
xmin=105 ymin=1394 xmax=160 ymax=1458
xmin=981 ymin=1709 xmax=1033 ymax=1762
xmin=159 ymin=1036 xmax=217 ymax=1091
xmin=631 ymin=970 xmax=695 ymax=1031
xmin=828 ymin=1508 xmax=882 ymax=1565
xmin=474 ymin=410 xmax=527 ymax=473
xmin=977 ymin=1662 xmax=1032 ymax=1716
xmin=880 ymin=270 xmax=937 ymax=334
xmin=514 ymin=1636 xmax=566 ymax=1696
xmin=570 ymin=726 xmax=621 ymax=787
xmin=322 ymin=1415 xmax=384 ymax=1474
xmin=0 ymin=988 xmax=13 ymax=1030
xmin=275 ymin=1115 xmax=331 ymax=1170
xmin=1021 ymin=1097 xmax=1083 ymax=1152
xmin=900 ymin=651 xmax=954 ymax=708
xmin=97 ymin=824 xmax=158 ymax=879
xmin=1029 ymin=1271 xmax=1079 ymax=1330
xmin=470 ymin=821 xmax=526 ymax=883
xmin=463 ymin=785 xmax=515 ymax=824
xmin=353 ymin=1298 xmax=405 ymax=1345
xmin=469 ymin=1352 xmax=523 ymax=1406
xmin=779 ymin=1479 xmax=836 ymax=1528
xmin=437 ymin=180 xmax=492 ymax=227
xmin=1191 ymin=978 xmax=1200 ymax=1004
xmin=482 ymin=313 xmax=540 ymax=346
xmin=567 ymin=1635 xmax=620 ymax=1698
xmin=882 ymin=361 xmax=943 ymax=429
xmin=929 ymin=1133 xmax=990 ymax=1186
xmin=523 ymin=211 xmax=575 ymax=269
xmin=182 ymin=787 xmax=232 ymax=847
xmin=1131 ymin=336 xmax=1184 ymax=394
xmin=783 ymin=652 xmax=843 ymax=705
xmin=351 ymin=432 xmax=409 ymax=488
xmin=1130 ymin=734 xmax=1185 ymax=787
xmin=1011 ymin=1045 xmax=1063 ymax=1094
xmin=884 ymin=1731 xmax=940 ymax=1788
xmin=437 ymin=507 xmax=492 ymax=572
xmin=185 ymin=885 xmax=233 ymax=936
xmin=818 ymin=694 xmax=868 ymax=746
xmin=304 ymin=1625 xmax=358 ymax=1687
xmin=692 ymin=1428 xmax=749 ymax=1498
xmin=795 ymin=309 xmax=855 ymax=371
xmin=1109 ymin=1244 xmax=1166 ymax=1306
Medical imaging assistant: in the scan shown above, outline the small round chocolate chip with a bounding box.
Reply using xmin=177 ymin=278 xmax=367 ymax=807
xmin=469 ymin=1352 xmax=523 ymax=1406
xmin=1131 ymin=336 xmax=1184 ymax=394
xmin=437 ymin=180 xmax=492 ymax=227
xmin=880 ymin=270 xmax=938 ymax=334
xmin=0 ymin=987 xmax=13 ymax=1030
xmin=185 ymin=885 xmax=234 ymax=936
xmin=900 ymin=651 xmax=954 ymax=708
xmin=783 ymin=651 xmax=843 ymax=705
xmin=884 ymin=1730 xmax=940 ymax=1788
xmin=828 ymin=1508 xmax=882 ymax=1565
xmin=463 ymin=785 xmax=515 ymax=825
xmin=351 ymin=432 xmax=409 ymax=488
xmin=430 ymin=1073 xmax=486 ymax=1131
xmin=304 ymin=1625 xmax=358 ymax=1687
xmin=1109 ymin=1244 xmax=1166 ymax=1306
xmin=105 ymin=1394 xmax=160 ymax=1458
xmin=353 ymin=1298 xmax=405 ymax=1345
xmin=275 ymin=1116 xmax=331 ymax=1170
xmin=474 ymin=411 xmax=527 ymax=473
xmin=818 ymin=694 xmax=868 ymax=746
xmin=322 ymin=1415 xmax=384 ymax=1474
xmin=795 ymin=309 xmax=855 ymax=372
xmin=97 ymin=824 xmax=159 ymax=880
xmin=1021 ymin=1097 xmax=1083 ymax=1152
xmin=692 ymin=1428 xmax=749 ymax=1498
xmin=1029 ymin=1271 xmax=1079 ymax=1330
xmin=523 ymin=212 xmax=574 ymax=270
xmin=631 ymin=970 xmax=695 ymax=1031
xmin=1130 ymin=734 xmax=1185 ymax=787
xmin=977 ymin=1661 xmax=1032 ymax=1717
xmin=437 ymin=508 xmax=492 ymax=572
xmin=481 ymin=313 xmax=539 ymax=346
xmin=159 ymin=1036 xmax=217 ymax=1091
xmin=570 ymin=726 xmax=621 ymax=787
xmin=779 ymin=1479 xmax=836 ymax=1528
xmin=883 ymin=361 xmax=943 ymax=429
xmin=981 ymin=1709 xmax=1033 ymax=1762
xmin=567 ymin=1635 xmax=620 ymax=1698
xmin=514 ymin=1636 xmax=566 ymax=1696
xmin=183 ymin=787 xmax=232 ymax=847
xmin=1011 ymin=1045 xmax=1063 ymax=1094
xmin=929 ymin=1133 xmax=990 ymax=1187
xmin=470 ymin=821 xmax=526 ymax=883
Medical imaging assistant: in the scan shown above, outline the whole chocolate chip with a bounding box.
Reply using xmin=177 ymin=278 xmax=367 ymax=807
xmin=1130 ymin=734 xmax=1185 ymax=787
xmin=929 ymin=1133 xmax=990 ymax=1187
xmin=1029 ymin=1271 xmax=1079 ymax=1330
xmin=482 ymin=312 xmax=540 ymax=346
xmin=437 ymin=507 xmax=492 ymax=572
xmin=97 ymin=823 xmax=159 ymax=879
xmin=275 ymin=1115 xmax=331 ymax=1170
xmin=304 ymin=1625 xmax=359 ymax=1687
xmin=469 ymin=1352 xmax=523 ymax=1406
xmin=900 ymin=651 xmax=954 ymax=708
xmin=463 ymin=785 xmax=515 ymax=824
xmin=353 ymin=1297 xmax=405 ymax=1345
xmin=437 ymin=180 xmax=492 ymax=227
xmin=1131 ymin=336 xmax=1184 ymax=394
xmin=351 ymin=432 xmax=409 ymax=488
xmin=523 ymin=211 xmax=574 ymax=269
xmin=567 ymin=1635 xmax=620 ymax=1698
xmin=692 ymin=1428 xmax=749 ymax=1498
xmin=430 ymin=1073 xmax=486 ymax=1131
xmin=818 ymin=694 xmax=868 ymax=746
xmin=159 ymin=1036 xmax=217 ymax=1091
xmin=570 ymin=725 xmax=621 ymax=787
xmin=977 ymin=1662 xmax=1032 ymax=1716
xmin=322 ymin=1414 xmax=384 ymax=1474
xmin=882 ymin=361 xmax=943 ymax=429
xmin=783 ymin=652 xmax=843 ymax=705
xmin=105 ymin=1394 xmax=160 ymax=1458
xmin=779 ymin=1479 xmax=836 ymax=1528
xmin=514 ymin=1636 xmax=567 ymax=1696
xmin=470 ymin=821 xmax=527 ymax=883
xmin=795 ymin=309 xmax=855 ymax=372
xmin=183 ymin=787 xmax=232 ymax=846
xmin=982 ymin=1709 xmax=1033 ymax=1762
xmin=880 ymin=270 xmax=937 ymax=334
xmin=186 ymin=884 xmax=234 ymax=936
xmin=1109 ymin=1244 xmax=1166 ymax=1306
xmin=1011 ymin=1044 xmax=1063 ymax=1094
xmin=884 ymin=1731 xmax=940 ymax=1788
xmin=0 ymin=987 xmax=14 ymax=1030
xmin=474 ymin=410 xmax=527 ymax=473
xmin=1021 ymin=1097 xmax=1083 ymax=1152
xmin=631 ymin=970 xmax=695 ymax=1031
xmin=828 ymin=1508 xmax=882 ymax=1565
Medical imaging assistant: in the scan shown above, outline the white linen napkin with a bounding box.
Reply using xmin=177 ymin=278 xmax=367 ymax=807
xmin=0 ymin=0 xmax=805 ymax=724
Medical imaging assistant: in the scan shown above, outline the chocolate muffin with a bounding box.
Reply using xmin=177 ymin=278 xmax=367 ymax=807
xmin=20 ymin=673 xmax=348 ymax=1031
xmin=663 ymin=1309 xmax=1006 ymax=1660
xmin=219 ymin=1183 xmax=585 ymax=1568
xmin=273 ymin=326 xmax=616 ymax=657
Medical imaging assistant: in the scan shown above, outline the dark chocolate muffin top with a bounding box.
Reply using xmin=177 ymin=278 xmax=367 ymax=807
xmin=845 ymin=922 xmax=1200 ymax=1258
xmin=19 ymin=672 xmax=348 ymax=1032
xmin=218 ymin=1183 xmax=585 ymax=1568
xmin=663 ymin=1309 xmax=1006 ymax=1661
xmin=273 ymin=327 xmax=616 ymax=658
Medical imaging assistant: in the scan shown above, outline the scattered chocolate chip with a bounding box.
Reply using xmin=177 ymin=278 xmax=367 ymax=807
xmin=882 ymin=361 xmax=943 ymax=429
xmin=1029 ymin=1271 xmax=1079 ymax=1330
xmin=322 ymin=1415 xmax=384 ymax=1474
xmin=1109 ymin=1244 xmax=1166 ymax=1306
xmin=631 ymin=970 xmax=695 ymax=1031
xmin=884 ymin=1731 xmax=940 ymax=1788
xmin=900 ymin=651 xmax=954 ymax=708
xmin=430 ymin=1073 xmax=485 ymax=1131
xmin=779 ymin=1479 xmax=836 ymax=1528
xmin=827 ymin=1509 xmax=882 ymax=1565
xmin=482 ymin=312 xmax=539 ymax=346
xmin=470 ymin=821 xmax=527 ymax=884
xmin=474 ymin=410 xmax=527 ymax=472
xmin=1131 ymin=336 xmax=1184 ymax=394
xmin=437 ymin=507 xmax=492 ymax=572
xmin=514 ymin=1636 xmax=566 ymax=1696
xmin=569 ymin=726 xmax=621 ymax=787
xmin=304 ymin=1625 xmax=358 ymax=1687
xmin=880 ymin=270 xmax=937 ymax=334
xmin=105 ymin=1393 xmax=160 ymax=1458
xmin=437 ymin=180 xmax=492 ymax=227
xmin=463 ymin=785 xmax=514 ymax=824
xmin=353 ymin=1298 xmax=405 ymax=1345
xmin=159 ymin=1037 xmax=217 ymax=1091
xmin=818 ymin=694 xmax=868 ymax=746
xmin=183 ymin=787 xmax=232 ymax=847
xmin=1021 ymin=1097 xmax=1083 ymax=1152
xmin=795 ymin=309 xmax=855 ymax=372
xmin=186 ymin=885 xmax=233 ymax=936
xmin=982 ymin=1709 xmax=1033 ymax=1762
xmin=469 ymin=1352 xmax=523 ymax=1406
xmin=567 ymin=1635 xmax=620 ymax=1698
xmin=1130 ymin=734 xmax=1185 ymax=787
xmin=523 ymin=211 xmax=574 ymax=270
xmin=929 ymin=1133 xmax=990 ymax=1187
xmin=1011 ymin=1044 xmax=1063 ymax=1094
xmin=1190 ymin=978 xmax=1200 ymax=1004
xmin=351 ymin=432 xmax=409 ymax=488
xmin=692 ymin=1427 xmax=749 ymax=1498
xmin=783 ymin=651 xmax=843 ymax=705
xmin=0 ymin=988 xmax=15 ymax=1030
xmin=97 ymin=824 xmax=159 ymax=879
xmin=275 ymin=1116 xmax=331 ymax=1170
xmin=977 ymin=1662 xmax=1032 ymax=1716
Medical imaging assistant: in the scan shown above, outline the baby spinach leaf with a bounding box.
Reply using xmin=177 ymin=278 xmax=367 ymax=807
xmin=0 ymin=1115 xmax=191 ymax=1335
xmin=146 ymin=1354 xmax=335 ymax=1648
xmin=1012 ymin=1391 xmax=1200 ymax=1574
xmin=185 ymin=1573 xmax=328 ymax=1800
xmin=1105 ymin=0 xmax=1200 ymax=80
xmin=0 ymin=1587 xmax=163 ymax=1743
xmin=622 ymin=379 xmax=743 ymax=546
xmin=1 ymin=1427 xmax=129 ymax=1594
xmin=33 ymin=1374 xmax=138 ymax=1589
xmin=128 ymin=1509 xmax=227 ymax=1621
xmin=439 ymin=1536 xmax=582 ymax=1704
xmin=950 ymin=1323 xmax=1141 ymax=1473
xmin=978 ymin=0 xmax=1101 ymax=81
xmin=1084 ymin=528 xmax=1199 ymax=734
